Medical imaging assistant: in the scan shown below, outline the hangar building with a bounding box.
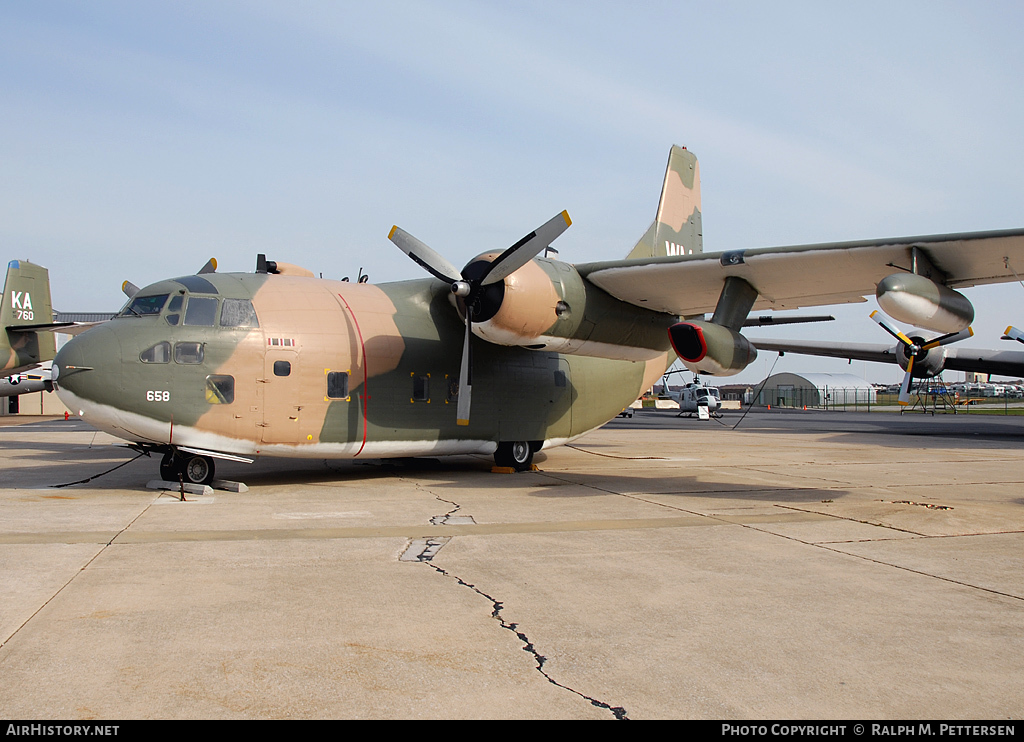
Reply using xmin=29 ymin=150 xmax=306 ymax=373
xmin=756 ymin=372 xmax=877 ymax=408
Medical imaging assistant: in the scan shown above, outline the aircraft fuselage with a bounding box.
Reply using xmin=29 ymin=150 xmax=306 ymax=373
xmin=53 ymin=271 xmax=671 ymax=460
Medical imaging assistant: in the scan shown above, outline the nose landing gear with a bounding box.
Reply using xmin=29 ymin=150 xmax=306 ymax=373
xmin=159 ymin=450 xmax=216 ymax=486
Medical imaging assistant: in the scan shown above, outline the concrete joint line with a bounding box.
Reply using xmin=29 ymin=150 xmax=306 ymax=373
xmin=0 ymin=502 xmax=153 ymax=653
xmin=757 ymin=506 xmax=1024 ymax=603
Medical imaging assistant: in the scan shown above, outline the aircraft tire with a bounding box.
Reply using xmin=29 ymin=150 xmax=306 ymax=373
xmin=181 ymin=454 xmax=215 ymax=486
xmin=160 ymin=451 xmax=215 ymax=485
xmin=495 ymin=441 xmax=533 ymax=471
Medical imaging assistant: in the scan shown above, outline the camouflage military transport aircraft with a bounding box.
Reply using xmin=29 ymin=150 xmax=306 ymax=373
xmin=51 ymin=146 xmax=1024 ymax=484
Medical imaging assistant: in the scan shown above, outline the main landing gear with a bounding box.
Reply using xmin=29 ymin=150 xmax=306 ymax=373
xmin=160 ymin=450 xmax=216 ymax=486
xmin=493 ymin=441 xmax=539 ymax=472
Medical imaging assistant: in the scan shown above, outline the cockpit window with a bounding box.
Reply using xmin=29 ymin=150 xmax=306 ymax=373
xmin=119 ymin=294 xmax=169 ymax=318
xmin=165 ymin=295 xmax=184 ymax=326
xmin=174 ymin=275 xmax=219 ymax=294
xmin=220 ymin=298 xmax=259 ymax=328
xmin=183 ymin=297 xmax=218 ymax=326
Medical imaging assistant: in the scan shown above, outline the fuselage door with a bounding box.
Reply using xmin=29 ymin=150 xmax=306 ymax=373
xmin=260 ymin=349 xmax=302 ymax=445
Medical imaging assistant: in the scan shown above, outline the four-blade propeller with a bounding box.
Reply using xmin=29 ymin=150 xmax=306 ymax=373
xmin=389 ymin=211 xmax=571 ymax=425
xmin=870 ymin=310 xmax=973 ymax=405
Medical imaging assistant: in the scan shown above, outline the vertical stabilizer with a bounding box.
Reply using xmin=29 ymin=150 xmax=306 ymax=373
xmin=2 ymin=260 xmax=56 ymax=374
xmin=627 ymin=146 xmax=702 ymax=259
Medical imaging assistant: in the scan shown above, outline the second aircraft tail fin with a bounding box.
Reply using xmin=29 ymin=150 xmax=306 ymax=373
xmin=2 ymin=260 xmax=56 ymax=373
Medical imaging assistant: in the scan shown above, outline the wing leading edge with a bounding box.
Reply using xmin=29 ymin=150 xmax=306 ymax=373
xmin=752 ymin=338 xmax=1024 ymax=378
xmin=577 ymin=228 xmax=1024 ymax=317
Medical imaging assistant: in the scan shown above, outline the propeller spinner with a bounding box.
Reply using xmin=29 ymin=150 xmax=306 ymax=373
xmin=870 ymin=310 xmax=973 ymax=405
xmin=389 ymin=211 xmax=572 ymax=425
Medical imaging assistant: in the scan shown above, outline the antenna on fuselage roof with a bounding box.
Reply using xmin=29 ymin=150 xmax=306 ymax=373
xmin=340 ymin=268 xmax=369 ymax=283
xmin=255 ymin=254 xmax=278 ymax=274
xmin=544 ymin=246 xmax=559 ymax=259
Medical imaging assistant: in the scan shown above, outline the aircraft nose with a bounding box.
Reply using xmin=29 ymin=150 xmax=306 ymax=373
xmin=53 ymin=325 xmax=122 ymax=407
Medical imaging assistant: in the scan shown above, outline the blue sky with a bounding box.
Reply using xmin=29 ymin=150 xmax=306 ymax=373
xmin=4 ymin=1 xmax=1024 ymax=384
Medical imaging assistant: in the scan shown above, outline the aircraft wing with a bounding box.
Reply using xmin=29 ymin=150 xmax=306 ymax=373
xmin=9 ymin=321 xmax=107 ymax=337
xmin=752 ymin=337 xmax=1024 ymax=378
xmin=577 ymin=228 xmax=1024 ymax=316
xmin=752 ymin=339 xmax=899 ymax=365
xmin=47 ymin=321 xmax=105 ymax=337
xmin=943 ymin=347 xmax=1024 ymax=377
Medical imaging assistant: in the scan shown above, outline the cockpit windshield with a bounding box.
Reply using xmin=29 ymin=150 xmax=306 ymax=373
xmin=118 ymin=294 xmax=169 ymax=318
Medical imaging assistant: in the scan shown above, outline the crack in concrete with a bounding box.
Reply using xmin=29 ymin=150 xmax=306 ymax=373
xmin=423 ymin=560 xmax=629 ymax=720
xmin=400 ymin=537 xmax=451 ymax=562
xmin=405 ymin=479 xmax=630 ymax=720
xmin=428 ymin=497 xmax=475 ymax=526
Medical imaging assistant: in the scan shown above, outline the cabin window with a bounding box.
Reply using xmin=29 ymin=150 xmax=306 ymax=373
xmin=273 ymin=360 xmax=291 ymax=377
xmin=119 ymin=294 xmax=168 ymax=317
xmin=554 ymin=370 xmax=567 ymax=388
xmin=327 ymin=371 xmax=349 ymax=399
xmin=220 ymin=299 xmax=259 ymax=328
xmin=174 ymin=342 xmax=204 ymax=364
xmin=205 ymin=375 xmax=234 ymax=404
xmin=412 ymin=374 xmax=429 ymax=402
xmin=140 ymin=342 xmax=171 ymax=364
xmin=165 ymin=295 xmax=184 ymax=326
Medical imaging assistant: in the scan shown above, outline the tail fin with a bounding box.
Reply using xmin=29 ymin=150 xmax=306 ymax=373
xmin=2 ymin=260 xmax=56 ymax=374
xmin=627 ymin=145 xmax=702 ymax=259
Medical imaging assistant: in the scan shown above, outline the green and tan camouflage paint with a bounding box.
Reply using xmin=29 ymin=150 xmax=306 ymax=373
xmin=54 ymin=268 xmax=676 ymax=457
xmin=53 ymin=143 xmax=717 ymax=457
xmin=627 ymin=146 xmax=702 ymax=260
xmin=468 ymin=252 xmax=678 ymax=360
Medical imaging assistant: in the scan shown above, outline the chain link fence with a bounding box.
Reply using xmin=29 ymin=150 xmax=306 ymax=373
xmin=751 ymin=386 xmax=876 ymax=411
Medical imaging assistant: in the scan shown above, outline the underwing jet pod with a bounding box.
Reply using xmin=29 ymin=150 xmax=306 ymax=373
xmin=875 ymin=253 xmax=975 ymax=334
xmin=52 ymin=146 xmax=1024 ymax=484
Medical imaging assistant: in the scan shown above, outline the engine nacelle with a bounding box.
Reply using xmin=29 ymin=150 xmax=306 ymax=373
xmin=461 ymin=253 xmax=674 ymax=362
xmin=876 ymin=273 xmax=974 ymax=334
xmin=463 ymin=252 xmax=565 ymax=348
xmin=668 ymin=320 xmax=757 ymax=376
xmin=896 ymin=331 xmax=948 ymax=378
